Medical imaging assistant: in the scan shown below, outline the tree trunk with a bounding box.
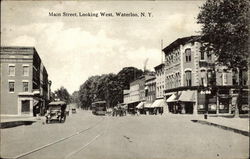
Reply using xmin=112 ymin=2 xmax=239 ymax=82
xmin=234 ymin=68 xmax=243 ymax=118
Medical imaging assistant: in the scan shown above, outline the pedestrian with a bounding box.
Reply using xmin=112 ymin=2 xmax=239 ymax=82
xmin=136 ymin=109 xmax=140 ymax=116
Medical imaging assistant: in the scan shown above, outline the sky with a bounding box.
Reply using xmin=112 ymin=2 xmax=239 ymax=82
xmin=1 ymin=1 xmax=204 ymax=94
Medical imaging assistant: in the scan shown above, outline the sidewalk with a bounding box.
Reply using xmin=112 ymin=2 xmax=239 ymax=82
xmin=191 ymin=115 xmax=249 ymax=137
xmin=0 ymin=116 xmax=38 ymax=129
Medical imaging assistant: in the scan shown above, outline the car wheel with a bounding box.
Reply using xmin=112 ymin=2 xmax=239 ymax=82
xmin=63 ymin=115 xmax=66 ymax=123
xmin=59 ymin=116 xmax=62 ymax=123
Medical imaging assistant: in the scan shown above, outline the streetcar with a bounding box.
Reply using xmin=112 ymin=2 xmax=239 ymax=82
xmin=91 ymin=101 xmax=107 ymax=115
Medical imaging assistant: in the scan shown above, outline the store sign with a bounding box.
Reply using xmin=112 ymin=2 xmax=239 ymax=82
xmin=200 ymin=90 xmax=211 ymax=94
xmin=209 ymin=104 xmax=216 ymax=110
xmin=242 ymin=104 xmax=249 ymax=111
xmin=219 ymin=104 xmax=224 ymax=109
xmin=199 ymin=104 xmax=204 ymax=109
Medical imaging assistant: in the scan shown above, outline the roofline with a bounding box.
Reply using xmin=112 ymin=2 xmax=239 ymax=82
xmin=162 ymin=35 xmax=201 ymax=53
xmin=154 ymin=63 xmax=165 ymax=70
xmin=1 ymin=46 xmax=36 ymax=49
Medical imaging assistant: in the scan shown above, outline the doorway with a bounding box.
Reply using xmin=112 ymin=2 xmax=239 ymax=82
xmin=21 ymin=100 xmax=30 ymax=114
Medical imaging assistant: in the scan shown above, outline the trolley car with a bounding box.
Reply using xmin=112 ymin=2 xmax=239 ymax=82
xmin=91 ymin=101 xmax=107 ymax=115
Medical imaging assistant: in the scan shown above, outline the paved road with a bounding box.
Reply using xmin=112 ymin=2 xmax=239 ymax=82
xmin=1 ymin=111 xmax=249 ymax=159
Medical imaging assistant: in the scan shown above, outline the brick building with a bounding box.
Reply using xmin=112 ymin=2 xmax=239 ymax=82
xmin=163 ymin=36 xmax=249 ymax=115
xmin=154 ymin=63 xmax=165 ymax=99
xmin=0 ymin=46 xmax=51 ymax=116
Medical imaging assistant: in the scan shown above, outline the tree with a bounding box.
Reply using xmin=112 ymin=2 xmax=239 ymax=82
xmin=79 ymin=75 xmax=101 ymax=110
xmin=197 ymin=0 xmax=249 ymax=116
xmin=78 ymin=67 xmax=144 ymax=110
xmin=117 ymin=67 xmax=143 ymax=90
xmin=71 ymin=91 xmax=80 ymax=108
xmin=54 ymin=86 xmax=71 ymax=104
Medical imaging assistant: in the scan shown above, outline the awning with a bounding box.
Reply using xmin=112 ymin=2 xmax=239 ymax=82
xmin=164 ymin=92 xmax=173 ymax=96
xmin=151 ymin=99 xmax=168 ymax=108
xmin=136 ymin=102 xmax=144 ymax=109
xmin=166 ymin=93 xmax=179 ymax=102
xmin=178 ymin=90 xmax=195 ymax=102
xmin=144 ymin=103 xmax=152 ymax=108
xmin=49 ymin=101 xmax=66 ymax=105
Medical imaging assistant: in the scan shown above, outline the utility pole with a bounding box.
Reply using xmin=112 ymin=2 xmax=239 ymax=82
xmin=161 ymin=39 xmax=163 ymax=63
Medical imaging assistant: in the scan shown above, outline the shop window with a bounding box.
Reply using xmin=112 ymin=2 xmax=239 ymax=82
xmin=9 ymin=66 xmax=15 ymax=76
xmin=9 ymin=81 xmax=15 ymax=92
xmin=185 ymin=71 xmax=192 ymax=86
xmin=185 ymin=49 xmax=191 ymax=62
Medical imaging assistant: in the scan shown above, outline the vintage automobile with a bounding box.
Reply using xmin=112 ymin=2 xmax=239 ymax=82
xmin=71 ymin=108 xmax=77 ymax=114
xmin=45 ymin=101 xmax=67 ymax=123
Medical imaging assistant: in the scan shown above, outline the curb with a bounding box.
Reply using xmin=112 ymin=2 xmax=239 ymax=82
xmin=191 ymin=120 xmax=249 ymax=137
xmin=0 ymin=120 xmax=36 ymax=129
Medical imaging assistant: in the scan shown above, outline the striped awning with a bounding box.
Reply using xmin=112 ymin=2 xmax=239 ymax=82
xmin=166 ymin=93 xmax=179 ymax=102
xmin=151 ymin=99 xmax=167 ymax=108
xmin=178 ymin=90 xmax=196 ymax=102
xmin=136 ymin=102 xmax=144 ymax=109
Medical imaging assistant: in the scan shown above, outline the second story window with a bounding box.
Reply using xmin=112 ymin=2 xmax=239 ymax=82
xmin=9 ymin=81 xmax=15 ymax=92
xmin=185 ymin=48 xmax=191 ymax=62
xmin=207 ymin=53 xmax=212 ymax=61
xmin=23 ymin=66 xmax=29 ymax=76
xmin=185 ymin=71 xmax=192 ymax=86
xmin=23 ymin=82 xmax=29 ymax=92
xmin=232 ymin=69 xmax=238 ymax=85
xmin=200 ymin=70 xmax=206 ymax=86
xmin=243 ymin=70 xmax=248 ymax=85
xmin=200 ymin=51 xmax=205 ymax=60
xmin=9 ymin=66 xmax=15 ymax=76
xmin=222 ymin=69 xmax=228 ymax=85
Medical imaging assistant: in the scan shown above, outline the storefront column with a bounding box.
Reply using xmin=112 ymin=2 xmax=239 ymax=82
xmin=193 ymin=91 xmax=198 ymax=115
xmin=181 ymin=104 xmax=186 ymax=114
xmin=216 ymin=94 xmax=219 ymax=114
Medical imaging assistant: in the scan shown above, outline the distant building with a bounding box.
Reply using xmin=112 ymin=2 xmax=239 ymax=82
xmin=145 ymin=76 xmax=156 ymax=104
xmin=163 ymin=36 xmax=249 ymax=114
xmin=124 ymin=74 xmax=155 ymax=114
xmin=154 ymin=63 xmax=165 ymax=99
xmin=123 ymin=89 xmax=130 ymax=104
xmin=0 ymin=46 xmax=51 ymax=116
xmin=126 ymin=77 xmax=141 ymax=114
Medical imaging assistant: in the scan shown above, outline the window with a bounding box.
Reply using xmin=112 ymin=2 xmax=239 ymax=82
xmin=9 ymin=81 xmax=15 ymax=92
xmin=185 ymin=49 xmax=191 ymax=62
xmin=9 ymin=66 xmax=15 ymax=76
xmin=185 ymin=71 xmax=192 ymax=86
xmin=201 ymin=51 xmax=205 ymax=60
xmin=200 ymin=70 xmax=206 ymax=86
xmin=23 ymin=82 xmax=28 ymax=92
xmin=222 ymin=70 xmax=228 ymax=85
xmin=243 ymin=70 xmax=248 ymax=85
xmin=207 ymin=53 xmax=212 ymax=61
xmin=232 ymin=69 xmax=238 ymax=85
xmin=23 ymin=66 xmax=29 ymax=76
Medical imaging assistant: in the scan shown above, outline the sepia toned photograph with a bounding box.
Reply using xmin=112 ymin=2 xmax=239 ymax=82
xmin=0 ymin=0 xmax=249 ymax=159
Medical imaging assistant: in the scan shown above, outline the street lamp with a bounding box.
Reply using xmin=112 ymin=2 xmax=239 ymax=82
xmin=201 ymin=68 xmax=215 ymax=119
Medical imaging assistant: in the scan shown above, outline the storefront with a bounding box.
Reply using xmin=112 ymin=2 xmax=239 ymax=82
xmin=178 ymin=90 xmax=195 ymax=114
xmin=127 ymin=101 xmax=140 ymax=114
xmin=218 ymin=89 xmax=231 ymax=114
xmin=166 ymin=92 xmax=181 ymax=114
xmin=136 ymin=102 xmax=146 ymax=114
xmin=197 ymin=92 xmax=217 ymax=114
